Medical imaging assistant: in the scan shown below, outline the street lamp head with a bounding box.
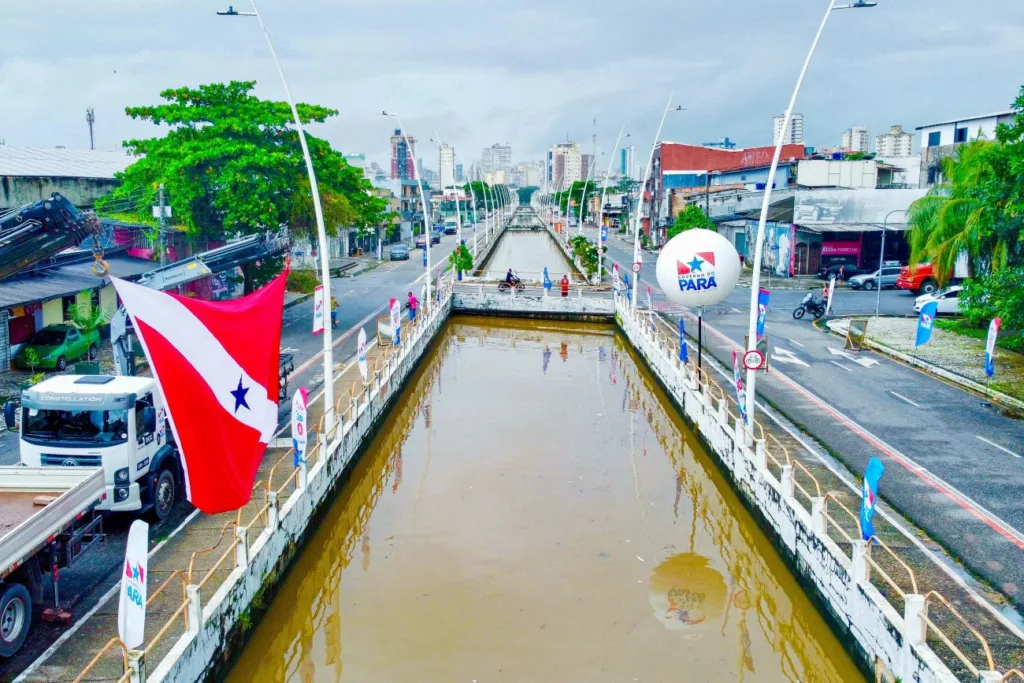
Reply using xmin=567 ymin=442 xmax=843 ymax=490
xmin=674 ymin=106 xmax=687 ymax=111
xmin=216 ymin=6 xmax=239 ymax=15
xmin=834 ymin=0 xmax=877 ymax=8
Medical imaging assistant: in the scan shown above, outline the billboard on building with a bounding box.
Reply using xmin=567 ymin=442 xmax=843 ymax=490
xmin=793 ymin=188 xmax=926 ymax=228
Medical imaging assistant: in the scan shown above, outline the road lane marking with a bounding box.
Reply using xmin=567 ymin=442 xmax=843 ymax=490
xmin=663 ymin=309 xmax=1024 ymax=550
xmin=829 ymin=360 xmax=853 ymax=372
xmin=976 ymin=435 xmax=1022 ymax=459
xmin=771 ymin=348 xmax=809 ymax=367
xmin=788 ymin=339 xmax=805 ymax=348
xmin=890 ymin=391 xmax=921 ymax=407
xmin=654 ymin=313 xmax=1024 ymax=640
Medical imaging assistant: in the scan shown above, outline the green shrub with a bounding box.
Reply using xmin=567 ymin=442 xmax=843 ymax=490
xmin=958 ymin=268 xmax=1024 ymax=331
xmin=287 ymin=269 xmax=319 ymax=294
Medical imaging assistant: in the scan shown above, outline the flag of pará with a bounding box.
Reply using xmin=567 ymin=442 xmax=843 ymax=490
xmin=110 ymin=272 xmax=286 ymax=513
xmin=860 ymin=456 xmax=884 ymax=540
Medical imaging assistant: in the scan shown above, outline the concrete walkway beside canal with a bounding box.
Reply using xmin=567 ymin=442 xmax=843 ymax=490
xmin=16 ymin=315 xmax=416 ymax=683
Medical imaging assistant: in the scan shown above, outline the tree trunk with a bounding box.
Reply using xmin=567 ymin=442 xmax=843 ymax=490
xmin=242 ymin=262 xmax=256 ymax=295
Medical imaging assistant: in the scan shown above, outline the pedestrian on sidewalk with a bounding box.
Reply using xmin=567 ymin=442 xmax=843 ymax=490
xmin=407 ymin=291 xmax=419 ymax=321
xmin=330 ymin=295 xmax=339 ymax=329
xmin=560 ymin=274 xmax=570 ymax=297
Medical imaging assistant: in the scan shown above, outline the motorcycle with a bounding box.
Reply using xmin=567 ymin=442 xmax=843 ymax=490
xmin=498 ymin=272 xmax=525 ymax=293
xmin=793 ymin=293 xmax=826 ymax=320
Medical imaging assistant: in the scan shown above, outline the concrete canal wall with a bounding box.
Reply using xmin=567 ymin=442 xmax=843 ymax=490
xmin=614 ymin=298 xmax=958 ymax=683
xmin=148 ymin=293 xmax=453 ymax=683
xmin=452 ymin=285 xmax=613 ymax=321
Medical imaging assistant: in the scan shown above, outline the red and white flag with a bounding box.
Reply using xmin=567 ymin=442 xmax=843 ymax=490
xmin=111 ymin=272 xmax=286 ymax=513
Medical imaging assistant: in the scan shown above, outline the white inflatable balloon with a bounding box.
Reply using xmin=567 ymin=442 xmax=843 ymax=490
xmin=655 ymin=229 xmax=740 ymax=307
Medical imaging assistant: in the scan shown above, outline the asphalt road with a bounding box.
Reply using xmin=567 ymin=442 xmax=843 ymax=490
xmin=0 ymin=238 xmax=459 ymax=679
xmin=593 ymin=225 xmax=1024 ymax=609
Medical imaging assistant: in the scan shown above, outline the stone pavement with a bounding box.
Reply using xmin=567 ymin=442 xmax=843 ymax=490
xmin=19 ymin=316 xmax=409 ymax=682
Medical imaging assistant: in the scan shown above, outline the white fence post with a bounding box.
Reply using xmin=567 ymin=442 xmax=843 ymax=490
xmin=978 ymin=672 xmax=1002 ymax=682
xmin=753 ymin=439 xmax=767 ymax=471
xmin=267 ymin=491 xmax=279 ymax=531
xmin=810 ymin=497 xmax=825 ymax=535
xmin=850 ymin=540 xmax=871 ymax=585
xmin=235 ymin=526 xmax=248 ymax=568
xmin=298 ymin=459 xmax=309 ymax=489
xmin=186 ymin=584 xmax=202 ymax=635
xmin=128 ymin=650 xmax=146 ymax=683
xmin=780 ymin=464 xmax=794 ymax=500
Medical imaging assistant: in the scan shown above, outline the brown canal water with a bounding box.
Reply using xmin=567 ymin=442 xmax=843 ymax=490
xmin=227 ymin=317 xmax=861 ymax=682
xmin=481 ymin=231 xmax=576 ymax=282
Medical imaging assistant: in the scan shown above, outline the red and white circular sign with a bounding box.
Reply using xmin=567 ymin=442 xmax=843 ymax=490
xmin=742 ymin=350 xmax=764 ymax=370
xmin=632 ymin=262 xmax=642 ymax=274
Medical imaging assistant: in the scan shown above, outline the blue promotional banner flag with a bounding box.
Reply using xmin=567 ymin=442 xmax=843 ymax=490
xmin=731 ymin=351 xmax=748 ymax=425
xmin=756 ymin=288 xmax=770 ymax=341
xmin=679 ymin=318 xmax=688 ymax=363
xmin=985 ymin=317 xmax=1001 ymax=377
xmin=860 ymin=457 xmax=884 ymax=541
xmin=914 ymin=301 xmax=938 ymax=347
xmin=543 ymin=267 xmax=552 ymax=290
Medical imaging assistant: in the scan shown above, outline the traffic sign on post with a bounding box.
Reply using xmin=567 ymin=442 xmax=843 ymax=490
xmin=601 ymin=225 xmax=608 ymax=242
xmin=742 ymin=350 xmax=764 ymax=371
xmin=632 ymin=262 xmax=641 ymax=274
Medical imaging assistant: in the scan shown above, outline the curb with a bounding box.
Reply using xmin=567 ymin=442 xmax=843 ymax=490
xmin=283 ymin=292 xmax=313 ymax=310
xmin=822 ymin=319 xmax=1024 ymax=414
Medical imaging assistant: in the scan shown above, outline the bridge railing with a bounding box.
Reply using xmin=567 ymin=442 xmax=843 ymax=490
xmin=67 ymin=270 xmax=460 ymax=683
xmin=618 ymin=296 xmax=1023 ymax=682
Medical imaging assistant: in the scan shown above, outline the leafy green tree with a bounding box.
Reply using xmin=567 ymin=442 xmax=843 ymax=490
xmin=96 ymin=81 xmax=389 ymax=288
xmin=517 ymin=186 xmax=539 ymax=204
xmin=448 ymin=244 xmax=474 ymax=275
xmin=463 ymin=181 xmax=492 ymax=211
xmin=616 ymin=177 xmax=640 ymax=194
xmin=67 ymin=292 xmax=111 ymax=333
xmin=667 ymin=204 xmax=710 ymax=240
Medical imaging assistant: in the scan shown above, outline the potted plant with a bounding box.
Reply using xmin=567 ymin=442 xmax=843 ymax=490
xmin=448 ymin=244 xmax=474 ymax=280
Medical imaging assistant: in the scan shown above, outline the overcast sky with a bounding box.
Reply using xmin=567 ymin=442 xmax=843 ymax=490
xmin=2 ymin=0 xmax=1023 ymax=172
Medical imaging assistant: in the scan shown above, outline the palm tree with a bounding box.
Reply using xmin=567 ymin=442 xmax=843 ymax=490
xmin=907 ymin=139 xmax=1010 ymax=284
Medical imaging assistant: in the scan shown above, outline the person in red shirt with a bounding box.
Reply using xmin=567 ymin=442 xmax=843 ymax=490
xmin=407 ymin=291 xmax=419 ymax=321
xmin=560 ymin=274 xmax=570 ymax=297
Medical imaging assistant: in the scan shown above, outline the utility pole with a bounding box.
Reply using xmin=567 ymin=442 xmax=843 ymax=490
xmin=86 ymin=108 xmax=95 ymax=150
xmin=158 ymin=183 xmax=167 ymax=266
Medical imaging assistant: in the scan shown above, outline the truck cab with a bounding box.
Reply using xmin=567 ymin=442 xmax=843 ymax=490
xmin=19 ymin=375 xmax=182 ymax=520
xmin=443 ymin=218 xmax=458 ymax=235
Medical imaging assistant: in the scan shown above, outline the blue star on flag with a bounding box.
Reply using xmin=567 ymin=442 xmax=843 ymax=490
xmin=230 ymin=376 xmax=250 ymax=413
xmin=687 ymin=256 xmax=704 ymax=272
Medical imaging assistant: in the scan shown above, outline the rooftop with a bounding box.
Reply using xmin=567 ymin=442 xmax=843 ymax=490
xmin=0 ymin=146 xmax=136 ymax=179
xmin=914 ymin=111 xmax=1015 ymax=131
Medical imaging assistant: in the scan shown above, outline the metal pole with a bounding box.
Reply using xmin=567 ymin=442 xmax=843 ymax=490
xmin=157 ymin=183 xmax=167 ymax=267
xmin=744 ymin=0 xmax=838 ymax=431
xmin=876 ymin=208 xmax=905 ymax=317
xmin=597 ymin=126 xmax=627 ymax=285
xmin=632 ymin=94 xmax=674 ymax=309
xmin=237 ymin=0 xmax=336 ymax=425
xmin=704 ymin=172 xmax=711 ymax=229
xmin=389 ymin=113 xmax=431 ymax=306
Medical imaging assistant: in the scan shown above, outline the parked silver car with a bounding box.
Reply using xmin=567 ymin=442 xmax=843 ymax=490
xmin=848 ymin=265 xmax=902 ymax=290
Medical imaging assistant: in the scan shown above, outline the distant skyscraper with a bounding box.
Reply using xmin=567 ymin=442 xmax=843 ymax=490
xmin=455 ymin=163 xmax=464 ymax=183
xmin=841 ymin=126 xmax=870 ymax=153
xmin=548 ymin=143 xmax=582 ymax=186
xmin=439 ymin=143 xmax=455 ymax=188
xmin=875 ymin=125 xmax=914 ymax=157
xmin=481 ymin=143 xmax=512 ymax=177
xmin=773 ymin=113 xmax=804 ymax=145
xmin=620 ymin=145 xmax=637 ymax=179
xmin=389 ymin=129 xmax=417 ymax=179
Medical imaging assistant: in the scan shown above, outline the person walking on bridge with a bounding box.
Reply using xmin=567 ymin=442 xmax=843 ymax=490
xmin=560 ymin=274 xmax=570 ymax=298
xmin=407 ymin=291 xmax=419 ymax=321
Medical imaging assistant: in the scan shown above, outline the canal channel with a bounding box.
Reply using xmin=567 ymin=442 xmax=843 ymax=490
xmin=480 ymin=230 xmax=578 ymax=281
xmin=227 ymin=317 xmax=861 ymax=682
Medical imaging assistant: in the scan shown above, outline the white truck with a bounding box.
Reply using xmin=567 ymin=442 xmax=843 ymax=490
xmin=0 ymin=466 xmax=105 ymax=656
xmin=19 ymin=374 xmax=183 ymax=522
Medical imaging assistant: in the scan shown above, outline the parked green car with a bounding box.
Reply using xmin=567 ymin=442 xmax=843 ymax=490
xmin=15 ymin=324 xmax=100 ymax=371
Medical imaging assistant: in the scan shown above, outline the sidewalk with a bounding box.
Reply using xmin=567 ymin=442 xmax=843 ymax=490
xmin=17 ymin=314 xmax=418 ymax=682
xmin=826 ymin=316 xmax=1024 ymax=409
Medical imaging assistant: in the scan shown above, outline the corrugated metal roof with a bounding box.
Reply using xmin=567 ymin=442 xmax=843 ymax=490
xmin=0 ymin=146 xmax=136 ymax=179
xmin=0 ymin=256 xmax=156 ymax=309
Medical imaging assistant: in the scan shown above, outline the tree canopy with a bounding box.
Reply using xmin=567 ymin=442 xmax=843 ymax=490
xmin=554 ymin=181 xmax=598 ymax=220
xmin=97 ymin=81 xmax=390 ymax=247
xmin=668 ymin=204 xmax=710 ymax=240
xmin=517 ymin=186 xmax=539 ymax=204
xmin=908 ymin=84 xmax=1024 ymax=333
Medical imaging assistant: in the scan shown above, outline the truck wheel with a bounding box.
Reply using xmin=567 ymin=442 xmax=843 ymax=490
xmin=150 ymin=468 xmax=176 ymax=522
xmin=56 ymin=355 xmax=67 ymax=371
xmin=88 ymin=344 xmax=98 ymax=360
xmin=0 ymin=583 xmax=31 ymax=658
xmin=920 ymin=278 xmax=938 ymax=294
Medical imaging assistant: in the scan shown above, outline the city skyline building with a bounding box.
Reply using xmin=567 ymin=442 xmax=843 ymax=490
xmin=389 ymin=129 xmax=417 ymax=179
xmin=773 ymin=113 xmax=804 ymax=146
xmin=876 ymin=124 xmax=914 ymax=157
xmin=841 ymin=126 xmax=870 ymax=153
xmin=439 ymin=142 xmax=455 ymax=188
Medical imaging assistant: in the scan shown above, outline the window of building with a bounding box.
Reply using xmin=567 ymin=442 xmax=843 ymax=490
xmin=927 ymin=131 xmax=941 ymax=147
xmin=954 ymin=127 xmax=968 ymax=144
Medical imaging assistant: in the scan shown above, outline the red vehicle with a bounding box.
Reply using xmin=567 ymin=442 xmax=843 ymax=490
xmin=896 ymin=263 xmax=940 ymax=294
